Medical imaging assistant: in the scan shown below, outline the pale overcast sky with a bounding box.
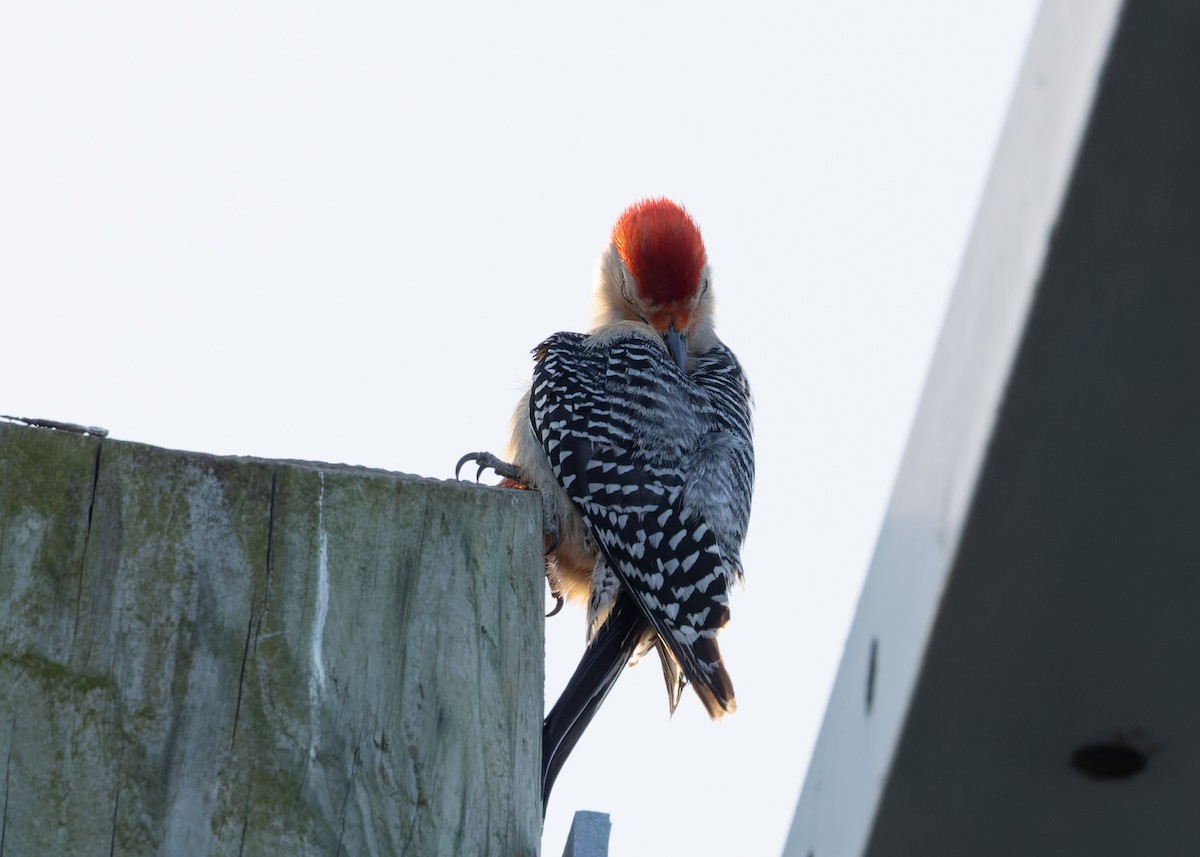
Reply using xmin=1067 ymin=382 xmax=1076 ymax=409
xmin=2 ymin=2 xmax=1039 ymax=853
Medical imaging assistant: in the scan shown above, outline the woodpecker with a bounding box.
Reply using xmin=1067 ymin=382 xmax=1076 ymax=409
xmin=458 ymin=198 xmax=754 ymax=811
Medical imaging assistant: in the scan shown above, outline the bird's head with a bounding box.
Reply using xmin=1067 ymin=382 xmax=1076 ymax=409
xmin=594 ymin=198 xmax=716 ymax=370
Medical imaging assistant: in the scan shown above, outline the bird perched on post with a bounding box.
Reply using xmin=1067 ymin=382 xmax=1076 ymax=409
xmin=458 ymin=198 xmax=754 ymax=812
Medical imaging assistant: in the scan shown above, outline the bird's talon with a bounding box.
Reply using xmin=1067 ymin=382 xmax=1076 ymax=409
xmin=454 ymin=452 xmax=481 ymax=481
xmin=538 ymin=489 xmax=560 ymax=554
xmin=455 ymin=451 xmax=522 ymax=483
xmin=546 ymin=593 xmax=565 ymax=618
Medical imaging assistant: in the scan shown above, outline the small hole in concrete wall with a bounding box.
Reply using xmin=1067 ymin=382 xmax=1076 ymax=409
xmin=1071 ymin=742 xmax=1147 ymax=780
xmin=865 ymin=637 xmax=878 ymax=715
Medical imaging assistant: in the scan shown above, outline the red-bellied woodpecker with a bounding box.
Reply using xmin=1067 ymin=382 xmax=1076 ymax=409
xmin=458 ymin=198 xmax=754 ymax=811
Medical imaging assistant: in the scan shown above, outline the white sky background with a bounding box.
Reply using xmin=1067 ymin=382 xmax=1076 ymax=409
xmin=1 ymin=2 xmax=1039 ymax=854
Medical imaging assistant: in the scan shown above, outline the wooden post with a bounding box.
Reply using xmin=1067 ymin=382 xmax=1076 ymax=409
xmin=561 ymin=811 xmax=611 ymax=857
xmin=0 ymin=420 xmax=543 ymax=856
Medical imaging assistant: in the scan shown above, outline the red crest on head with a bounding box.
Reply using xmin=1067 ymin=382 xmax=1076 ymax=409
xmin=611 ymin=198 xmax=707 ymax=305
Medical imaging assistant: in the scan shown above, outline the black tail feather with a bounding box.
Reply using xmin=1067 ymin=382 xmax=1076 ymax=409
xmin=542 ymin=595 xmax=647 ymax=815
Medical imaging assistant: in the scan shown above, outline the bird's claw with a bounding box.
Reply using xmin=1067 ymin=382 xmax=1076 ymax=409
xmin=540 ymin=484 xmax=561 ymax=549
xmin=546 ymin=592 xmax=565 ymax=618
xmin=455 ymin=451 xmax=522 ymax=483
xmin=456 ymin=451 xmax=560 ymax=558
xmin=542 ymin=492 xmax=560 ymax=555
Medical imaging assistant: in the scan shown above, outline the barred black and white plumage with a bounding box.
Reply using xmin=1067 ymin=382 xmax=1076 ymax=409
xmin=536 ymin=324 xmax=753 ymax=805
xmin=459 ymin=198 xmax=755 ymax=814
xmin=533 ymin=329 xmax=753 ymax=706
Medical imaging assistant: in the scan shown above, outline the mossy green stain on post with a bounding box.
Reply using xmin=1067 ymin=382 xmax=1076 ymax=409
xmin=0 ymin=650 xmax=114 ymax=696
xmin=0 ymin=421 xmax=543 ymax=856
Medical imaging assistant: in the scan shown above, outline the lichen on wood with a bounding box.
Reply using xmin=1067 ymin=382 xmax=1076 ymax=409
xmin=0 ymin=421 xmax=543 ymax=855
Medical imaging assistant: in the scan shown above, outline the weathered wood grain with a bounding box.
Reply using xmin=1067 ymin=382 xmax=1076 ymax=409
xmin=0 ymin=421 xmax=543 ymax=855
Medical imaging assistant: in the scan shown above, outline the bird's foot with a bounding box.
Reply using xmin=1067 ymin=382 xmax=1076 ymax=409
xmin=455 ymin=451 xmax=560 ymax=555
xmin=455 ymin=451 xmax=522 ymax=483
xmin=540 ymin=489 xmax=560 ymax=554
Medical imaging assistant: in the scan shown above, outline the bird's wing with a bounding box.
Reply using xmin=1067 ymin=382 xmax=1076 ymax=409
xmin=530 ymin=330 xmax=737 ymax=717
xmin=687 ymin=342 xmax=755 ymax=579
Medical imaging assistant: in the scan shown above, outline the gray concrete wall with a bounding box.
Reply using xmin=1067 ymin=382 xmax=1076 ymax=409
xmin=785 ymin=0 xmax=1200 ymax=854
xmin=0 ymin=420 xmax=543 ymax=856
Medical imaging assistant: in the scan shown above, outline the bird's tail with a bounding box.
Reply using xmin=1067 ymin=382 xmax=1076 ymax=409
xmin=542 ymin=594 xmax=648 ymax=815
xmin=650 ymin=638 xmax=736 ymax=720
xmin=686 ymin=642 xmax=737 ymax=719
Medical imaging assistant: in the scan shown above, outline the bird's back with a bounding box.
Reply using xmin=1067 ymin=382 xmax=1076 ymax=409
xmin=531 ymin=328 xmax=752 ymax=717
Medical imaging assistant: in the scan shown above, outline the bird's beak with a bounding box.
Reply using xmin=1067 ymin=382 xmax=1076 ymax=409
xmin=664 ymin=323 xmax=689 ymax=371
